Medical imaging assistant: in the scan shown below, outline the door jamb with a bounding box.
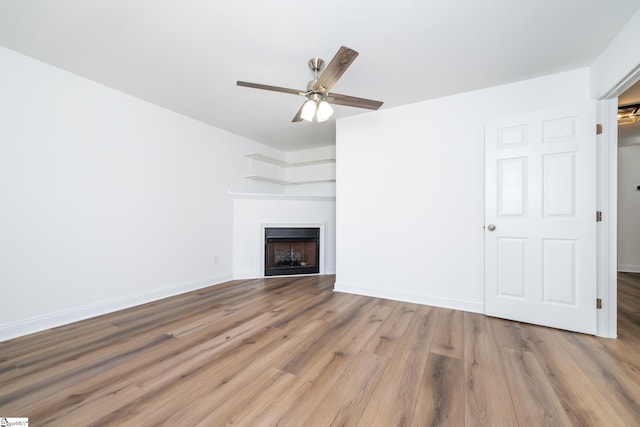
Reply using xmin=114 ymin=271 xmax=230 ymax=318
xmin=596 ymin=98 xmax=618 ymax=338
xmin=597 ymin=63 xmax=640 ymax=338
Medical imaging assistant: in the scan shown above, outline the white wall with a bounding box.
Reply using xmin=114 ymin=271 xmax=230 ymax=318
xmin=335 ymin=68 xmax=592 ymax=313
xmin=618 ymin=144 xmax=640 ymax=272
xmin=591 ymin=8 xmax=640 ymax=99
xmin=232 ymin=194 xmax=336 ymax=279
xmin=618 ymin=120 xmax=640 ymax=147
xmin=0 ymin=46 xmax=278 ymax=341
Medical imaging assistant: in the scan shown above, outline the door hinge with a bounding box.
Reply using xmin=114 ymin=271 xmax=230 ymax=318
xmin=596 ymin=211 xmax=603 ymax=222
xmin=596 ymin=124 xmax=603 ymax=135
xmin=596 ymin=298 xmax=602 ymax=309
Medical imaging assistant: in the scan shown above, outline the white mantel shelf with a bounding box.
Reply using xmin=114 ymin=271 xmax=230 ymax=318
xmin=227 ymin=191 xmax=336 ymax=202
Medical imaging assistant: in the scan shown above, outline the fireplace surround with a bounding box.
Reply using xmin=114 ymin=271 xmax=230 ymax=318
xmin=264 ymin=227 xmax=320 ymax=276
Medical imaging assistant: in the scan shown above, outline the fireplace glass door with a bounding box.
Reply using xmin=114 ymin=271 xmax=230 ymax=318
xmin=265 ymin=227 xmax=320 ymax=276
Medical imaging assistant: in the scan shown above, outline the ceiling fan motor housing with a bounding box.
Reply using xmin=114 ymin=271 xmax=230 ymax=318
xmin=308 ymin=57 xmax=324 ymax=73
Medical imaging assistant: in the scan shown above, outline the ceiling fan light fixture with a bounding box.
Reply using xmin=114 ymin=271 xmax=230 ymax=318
xmin=237 ymin=46 xmax=383 ymax=123
xmin=316 ymin=100 xmax=334 ymax=122
xmin=300 ymin=99 xmax=317 ymax=122
xmin=617 ymin=104 xmax=640 ymax=126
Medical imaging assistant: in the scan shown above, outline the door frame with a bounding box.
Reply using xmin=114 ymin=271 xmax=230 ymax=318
xmin=596 ymin=98 xmax=618 ymax=338
xmin=597 ymin=64 xmax=640 ymax=338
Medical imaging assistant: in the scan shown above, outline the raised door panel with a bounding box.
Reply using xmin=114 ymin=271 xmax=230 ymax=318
xmin=497 ymin=124 xmax=528 ymax=148
xmin=543 ymin=153 xmax=576 ymax=217
xmin=542 ymin=239 xmax=577 ymax=305
xmin=498 ymin=158 xmax=527 ymax=217
xmin=542 ymin=116 xmax=577 ymax=143
xmin=497 ymin=238 xmax=526 ymax=299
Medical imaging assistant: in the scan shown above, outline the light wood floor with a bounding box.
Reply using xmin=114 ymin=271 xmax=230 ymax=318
xmin=1 ymin=274 xmax=639 ymax=426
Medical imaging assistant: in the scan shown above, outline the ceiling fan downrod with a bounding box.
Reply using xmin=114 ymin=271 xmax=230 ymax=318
xmin=306 ymin=57 xmax=324 ymax=93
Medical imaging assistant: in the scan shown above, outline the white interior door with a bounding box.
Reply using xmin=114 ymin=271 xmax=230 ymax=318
xmin=485 ymin=102 xmax=597 ymax=334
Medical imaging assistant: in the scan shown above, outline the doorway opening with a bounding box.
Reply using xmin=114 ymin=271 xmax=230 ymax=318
xmin=617 ymin=80 xmax=640 ymax=336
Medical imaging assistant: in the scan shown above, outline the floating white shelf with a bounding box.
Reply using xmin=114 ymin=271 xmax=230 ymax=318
xmin=244 ymin=175 xmax=336 ymax=185
xmin=228 ymin=191 xmax=336 ymax=202
xmin=244 ymin=153 xmax=289 ymax=166
xmin=244 ymin=152 xmax=336 ymax=167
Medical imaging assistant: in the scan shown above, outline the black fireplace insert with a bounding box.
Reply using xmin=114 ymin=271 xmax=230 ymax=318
xmin=265 ymin=227 xmax=320 ymax=276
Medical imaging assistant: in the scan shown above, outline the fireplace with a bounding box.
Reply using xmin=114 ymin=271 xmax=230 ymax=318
xmin=265 ymin=227 xmax=320 ymax=276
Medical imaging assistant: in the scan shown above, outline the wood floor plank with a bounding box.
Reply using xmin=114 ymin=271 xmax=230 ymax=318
xmin=266 ymin=301 xmax=394 ymax=427
xmin=524 ymin=325 xmax=626 ymax=426
xmin=133 ymin=295 xmax=381 ymax=425
xmin=1 ymin=287 xmax=255 ymax=384
xmin=489 ymin=319 xmax=572 ymax=427
xmin=88 ymin=327 xmax=286 ymax=426
xmin=430 ymin=308 xmax=464 ymax=360
xmin=4 ymin=283 xmax=329 ymax=422
xmin=296 ymin=352 xmax=388 ymax=427
xmin=38 ymin=383 xmax=147 ymax=427
xmin=0 ymin=322 xmax=122 ymax=372
xmin=170 ymin=320 xmax=329 ymax=426
xmin=195 ymin=367 xmax=297 ymax=427
xmin=589 ymin=332 xmax=640 ymax=388
xmin=0 ymin=332 xmax=176 ymax=419
xmin=279 ymin=298 xmax=389 ymax=376
xmin=617 ymin=273 xmax=640 ymax=348
xmin=463 ymin=312 xmax=518 ymax=427
xmin=501 ymin=348 xmax=572 ymax=426
xmin=412 ymin=353 xmax=465 ymax=427
xmin=288 ymin=353 xmax=387 ymax=427
xmin=360 ymin=301 xmax=417 ymax=358
xmin=535 ymin=326 xmax=640 ymax=425
xmin=356 ymin=304 xmax=439 ymax=427
xmin=311 ymin=292 xmax=363 ymax=324
xmin=107 ymin=315 xmax=330 ymax=425
xmin=1 ymin=273 xmax=640 ymax=426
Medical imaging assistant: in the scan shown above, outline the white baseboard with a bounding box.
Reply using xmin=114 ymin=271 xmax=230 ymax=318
xmin=0 ymin=273 xmax=232 ymax=343
xmin=334 ymin=281 xmax=484 ymax=314
xmin=618 ymin=264 xmax=640 ymax=273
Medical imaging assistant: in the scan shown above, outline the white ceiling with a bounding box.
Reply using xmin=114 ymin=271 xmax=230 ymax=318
xmin=1 ymin=1 xmax=639 ymax=151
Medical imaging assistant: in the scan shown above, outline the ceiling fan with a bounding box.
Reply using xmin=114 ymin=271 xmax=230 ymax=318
xmin=237 ymin=46 xmax=383 ymax=123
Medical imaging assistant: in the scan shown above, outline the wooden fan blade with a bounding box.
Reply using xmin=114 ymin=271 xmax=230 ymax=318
xmin=237 ymin=81 xmax=305 ymax=96
xmin=292 ymin=103 xmax=305 ymax=122
xmin=328 ymin=93 xmax=383 ymax=110
xmin=313 ymin=46 xmax=359 ymax=93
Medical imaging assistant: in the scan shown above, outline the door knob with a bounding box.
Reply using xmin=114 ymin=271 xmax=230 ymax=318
xmin=487 ymin=224 xmax=496 ymax=231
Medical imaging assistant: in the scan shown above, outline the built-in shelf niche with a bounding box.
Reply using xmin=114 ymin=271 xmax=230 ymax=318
xmin=243 ymin=152 xmax=336 ymax=185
